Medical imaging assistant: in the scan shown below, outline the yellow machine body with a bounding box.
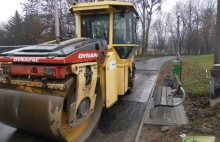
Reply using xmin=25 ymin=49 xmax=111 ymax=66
xmin=72 ymin=1 xmax=139 ymax=108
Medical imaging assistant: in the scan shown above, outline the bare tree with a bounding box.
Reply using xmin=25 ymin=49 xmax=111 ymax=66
xmin=194 ymin=0 xmax=202 ymax=55
xmin=166 ymin=12 xmax=178 ymax=55
xmin=178 ymin=0 xmax=196 ymax=54
xmin=152 ymin=15 xmax=168 ymax=53
xmin=134 ymin=0 xmax=163 ymax=56
xmin=149 ymin=0 xmax=217 ymax=55
xmin=200 ymin=0 xmax=216 ymax=54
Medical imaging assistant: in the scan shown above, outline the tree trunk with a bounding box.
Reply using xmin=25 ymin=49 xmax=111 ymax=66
xmin=144 ymin=14 xmax=152 ymax=57
xmin=215 ymin=0 xmax=220 ymax=64
xmin=205 ymin=35 xmax=209 ymax=54
xmin=143 ymin=25 xmax=150 ymax=56
xmin=207 ymin=41 xmax=209 ymax=54
xmin=142 ymin=24 xmax=146 ymax=56
xmin=141 ymin=1 xmax=146 ymax=57
xmin=187 ymin=36 xmax=190 ymax=55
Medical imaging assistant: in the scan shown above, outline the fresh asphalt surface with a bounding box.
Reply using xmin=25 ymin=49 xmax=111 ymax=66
xmin=135 ymin=56 xmax=175 ymax=71
xmin=0 ymin=56 xmax=175 ymax=142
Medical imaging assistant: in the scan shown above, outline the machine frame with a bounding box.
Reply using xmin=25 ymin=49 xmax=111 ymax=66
xmin=71 ymin=1 xmax=139 ymax=108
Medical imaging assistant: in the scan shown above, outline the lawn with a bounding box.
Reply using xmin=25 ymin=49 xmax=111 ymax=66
xmin=134 ymin=56 xmax=159 ymax=61
xmin=134 ymin=56 xmax=146 ymax=61
xmin=181 ymin=54 xmax=214 ymax=95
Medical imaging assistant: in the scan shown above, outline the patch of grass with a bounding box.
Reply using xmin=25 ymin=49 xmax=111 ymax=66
xmin=134 ymin=57 xmax=146 ymax=61
xmin=134 ymin=56 xmax=156 ymax=61
xmin=183 ymin=54 xmax=214 ymax=69
xmin=181 ymin=54 xmax=214 ymax=94
xmin=194 ymin=89 xmax=206 ymax=95
xmin=192 ymin=120 xmax=202 ymax=126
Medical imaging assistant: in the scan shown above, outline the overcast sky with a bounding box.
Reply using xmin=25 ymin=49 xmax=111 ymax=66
xmin=0 ymin=0 xmax=180 ymax=23
xmin=0 ymin=0 xmax=24 ymax=23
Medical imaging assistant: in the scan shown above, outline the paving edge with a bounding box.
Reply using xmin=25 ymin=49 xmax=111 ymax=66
xmin=134 ymin=71 xmax=159 ymax=142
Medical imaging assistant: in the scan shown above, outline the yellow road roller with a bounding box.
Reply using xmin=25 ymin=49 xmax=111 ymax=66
xmin=0 ymin=1 xmax=139 ymax=141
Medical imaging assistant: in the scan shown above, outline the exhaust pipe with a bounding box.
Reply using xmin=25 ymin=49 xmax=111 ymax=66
xmin=54 ymin=0 xmax=60 ymax=43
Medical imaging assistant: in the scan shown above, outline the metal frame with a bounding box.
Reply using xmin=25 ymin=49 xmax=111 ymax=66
xmin=173 ymin=86 xmax=186 ymax=106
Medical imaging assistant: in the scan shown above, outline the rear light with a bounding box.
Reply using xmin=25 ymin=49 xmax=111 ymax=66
xmin=3 ymin=66 xmax=11 ymax=74
xmin=44 ymin=68 xmax=54 ymax=76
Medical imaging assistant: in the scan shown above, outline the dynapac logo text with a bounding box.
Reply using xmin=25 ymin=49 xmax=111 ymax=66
xmin=13 ymin=57 xmax=39 ymax=62
xmin=78 ymin=53 xmax=98 ymax=59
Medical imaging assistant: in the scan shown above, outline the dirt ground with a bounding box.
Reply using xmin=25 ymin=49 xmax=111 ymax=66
xmin=139 ymin=61 xmax=220 ymax=142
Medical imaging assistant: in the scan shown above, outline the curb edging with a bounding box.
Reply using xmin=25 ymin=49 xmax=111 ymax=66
xmin=134 ymin=71 xmax=159 ymax=142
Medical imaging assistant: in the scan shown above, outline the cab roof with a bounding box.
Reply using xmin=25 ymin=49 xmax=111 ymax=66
xmin=71 ymin=1 xmax=138 ymax=15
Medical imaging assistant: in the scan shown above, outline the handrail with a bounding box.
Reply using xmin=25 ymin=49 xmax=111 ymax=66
xmin=173 ymin=86 xmax=186 ymax=107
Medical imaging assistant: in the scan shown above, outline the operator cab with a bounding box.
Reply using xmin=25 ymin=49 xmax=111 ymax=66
xmin=70 ymin=1 xmax=139 ymax=59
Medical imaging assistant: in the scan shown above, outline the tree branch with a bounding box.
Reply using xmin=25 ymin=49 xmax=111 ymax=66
xmin=152 ymin=0 xmax=166 ymax=14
